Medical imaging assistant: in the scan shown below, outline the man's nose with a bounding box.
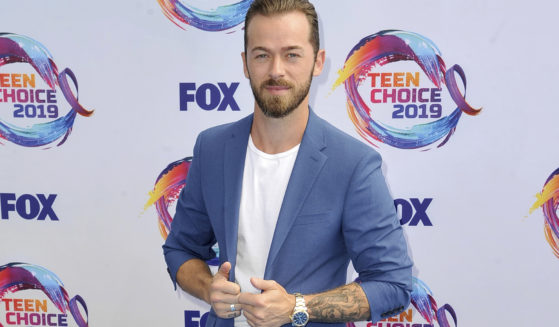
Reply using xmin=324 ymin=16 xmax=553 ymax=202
xmin=269 ymin=56 xmax=285 ymax=80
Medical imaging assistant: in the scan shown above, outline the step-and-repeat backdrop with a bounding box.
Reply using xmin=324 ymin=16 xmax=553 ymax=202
xmin=2 ymin=1 xmax=558 ymax=326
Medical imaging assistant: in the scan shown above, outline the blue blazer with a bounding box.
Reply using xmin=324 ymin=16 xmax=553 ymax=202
xmin=164 ymin=109 xmax=413 ymax=326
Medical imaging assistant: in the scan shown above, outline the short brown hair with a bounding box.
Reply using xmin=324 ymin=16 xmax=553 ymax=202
xmin=244 ymin=0 xmax=320 ymax=56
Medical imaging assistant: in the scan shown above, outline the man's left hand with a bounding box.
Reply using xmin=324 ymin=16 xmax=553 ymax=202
xmin=238 ymin=278 xmax=295 ymax=327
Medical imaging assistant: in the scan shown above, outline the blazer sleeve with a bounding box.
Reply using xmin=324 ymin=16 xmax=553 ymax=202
xmin=341 ymin=150 xmax=413 ymax=323
xmin=163 ymin=133 xmax=217 ymax=289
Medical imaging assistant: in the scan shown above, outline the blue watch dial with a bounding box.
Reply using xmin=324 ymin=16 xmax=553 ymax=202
xmin=293 ymin=311 xmax=309 ymax=326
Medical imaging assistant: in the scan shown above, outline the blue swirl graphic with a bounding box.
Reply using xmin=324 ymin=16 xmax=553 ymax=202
xmin=158 ymin=0 xmax=253 ymax=32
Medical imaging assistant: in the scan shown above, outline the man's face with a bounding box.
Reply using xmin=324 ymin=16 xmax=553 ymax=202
xmin=242 ymin=11 xmax=324 ymax=118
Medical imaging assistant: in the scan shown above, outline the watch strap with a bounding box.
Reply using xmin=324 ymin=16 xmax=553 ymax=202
xmin=291 ymin=293 xmax=309 ymax=327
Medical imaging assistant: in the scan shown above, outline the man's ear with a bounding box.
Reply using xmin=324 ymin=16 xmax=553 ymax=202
xmin=313 ymin=49 xmax=326 ymax=76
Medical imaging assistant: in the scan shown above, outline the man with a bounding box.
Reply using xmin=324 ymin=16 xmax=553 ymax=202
xmin=163 ymin=1 xmax=413 ymax=327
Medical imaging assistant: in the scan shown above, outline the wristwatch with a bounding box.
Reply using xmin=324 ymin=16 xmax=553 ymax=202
xmin=290 ymin=293 xmax=309 ymax=327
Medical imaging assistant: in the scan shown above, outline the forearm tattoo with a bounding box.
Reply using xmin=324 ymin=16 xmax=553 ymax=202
xmin=307 ymin=282 xmax=370 ymax=323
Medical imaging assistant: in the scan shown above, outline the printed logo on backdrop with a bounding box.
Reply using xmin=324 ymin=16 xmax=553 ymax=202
xmin=157 ymin=0 xmax=254 ymax=32
xmin=332 ymin=30 xmax=481 ymax=150
xmin=185 ymin=310 xmax=209 ymax=327
xmin=0 ymin=263 xmax=88 ymax=327
xmin=180 ymin=82 xmax=240 ymax=112
xmin=143 ymin=157 xmax=219 ymax=265
xmin=395 ymin=198 xmax=433 ymax=227
xmin=0 ymin=33 xmax=93 ymax=148
xmin=0 ymin=193 xmax=59 ymax=221
xmin=529 ymin=167 xmax=559 ymax=259
xmin=346 ymin=277 xmax=456 ymax=327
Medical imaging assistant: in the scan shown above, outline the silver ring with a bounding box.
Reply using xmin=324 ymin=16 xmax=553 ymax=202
xmin=230 ymin=304 xmax=236 ymax=312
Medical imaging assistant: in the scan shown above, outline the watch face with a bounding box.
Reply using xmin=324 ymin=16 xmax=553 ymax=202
xmin=293 ymin=311 xmax=309 ymax=326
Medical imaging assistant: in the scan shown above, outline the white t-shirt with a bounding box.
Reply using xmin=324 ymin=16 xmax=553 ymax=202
xmin=234 ymin=135 xmax=299 ymax=326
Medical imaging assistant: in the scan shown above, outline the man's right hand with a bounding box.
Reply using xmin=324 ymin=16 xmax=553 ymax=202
xmin=210 ymin=262 xmax=242 ymax=319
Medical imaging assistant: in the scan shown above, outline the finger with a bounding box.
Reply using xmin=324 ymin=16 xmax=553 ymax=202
xmin=250 ymin=277 xmax=279 ymax=292
xmin=214 ymin=302 xmax=242 ymax=316
xmin=237 ymin=291 xmax=261 ymax=306
xmin=242 ymin=309 xmax=260 ymax=326
xmin=223 ymin=311 xmax=241 ymax=319
xmin=217 ymin=262 xmax=231 ymax=279
xmin=220 ymin=303 xmax=242 ymax=313
xmin=244 ymin=313 xmax=256 ymax=327
xmin=230 ymin=303 xmax=244 ymax=313
xmin=210 ymin=291 xmax=241 ymax=304
xmin=211 ymin=278 xmax=241 ymax=296
xmin=240 ymin=303 xmax=255 ymax=317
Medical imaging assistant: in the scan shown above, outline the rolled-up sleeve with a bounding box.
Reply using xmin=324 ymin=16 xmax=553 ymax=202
xmin=163 ymin=133 xmax=217 ymax=289
xmin=342 ymin=151 xmax=413 ymax=323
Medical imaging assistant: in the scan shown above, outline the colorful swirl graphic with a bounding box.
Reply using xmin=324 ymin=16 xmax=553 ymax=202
xmin=332 ymin=30 xmax=480 ymax=150
xmin=0 ymin=33 xmax=93 ymax=147
xmin=0 ymin=262 xmax=88 ymax=327
xmin=144 ymin=157 xmax=219 ymax=265
xmin=157 ymin=0 xmax=253 ymax=32
xmin=529 ymin=168 xmax=559 ymax=258
xmin=346 ymin=276 xmax=456 ymax=326
xmin=411 ymin=277 xmax=457 ymax=327
xmin=144 ymin=157 xmax=192 ymax=239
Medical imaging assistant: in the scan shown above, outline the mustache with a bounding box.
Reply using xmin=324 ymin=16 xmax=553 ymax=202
xmin=261 ymin=79 xmax=294 ymax=88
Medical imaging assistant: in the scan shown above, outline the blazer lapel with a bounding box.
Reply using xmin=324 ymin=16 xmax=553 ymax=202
xmin=264 ymin=110 xmax=328 ymax=279
xmin=223 ymin=115 xmax=252 ymax=282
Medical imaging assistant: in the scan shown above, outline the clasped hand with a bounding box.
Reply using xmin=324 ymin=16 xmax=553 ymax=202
xmin=210 ymin=262 xmax=294 ymax=327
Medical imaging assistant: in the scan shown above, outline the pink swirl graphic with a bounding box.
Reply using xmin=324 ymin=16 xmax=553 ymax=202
xmin=0 ymin=262 xmax=88 ymax=327
xmin=529 ymin=168 xmax=559 ymax=258
xmin=0 ymin=33 xmax=93 ymax=147
xmin=332 ymin=30 xmax=481 ymax=150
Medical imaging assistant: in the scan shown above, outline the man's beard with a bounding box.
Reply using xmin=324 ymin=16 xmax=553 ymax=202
xmin=249 ymin=73 xmax=312 ymax=119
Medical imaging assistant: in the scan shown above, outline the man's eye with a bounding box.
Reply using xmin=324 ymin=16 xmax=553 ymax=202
xmin=255 ymin=54 xmax=268 ymax=59
xmin=287 ymin=53 xmax=300 ymax=58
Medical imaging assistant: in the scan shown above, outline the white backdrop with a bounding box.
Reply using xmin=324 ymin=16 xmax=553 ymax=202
xmin=1 ymin=1 xmax=559 ymax=326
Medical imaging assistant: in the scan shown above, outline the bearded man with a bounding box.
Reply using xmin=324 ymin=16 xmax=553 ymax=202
xmin=163 ymin=1 xmax=413 ymax=327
